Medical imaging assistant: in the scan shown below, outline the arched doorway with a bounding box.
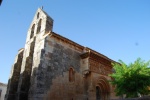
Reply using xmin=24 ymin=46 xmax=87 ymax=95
xmin=96 ymin=86 xmax=101 ymax=100
xmin=96 ymin=77 xmax=110 ymax=100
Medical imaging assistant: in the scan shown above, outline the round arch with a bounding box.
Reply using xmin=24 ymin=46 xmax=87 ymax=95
xmin=96 ymin=76 xmax=110 ymax=100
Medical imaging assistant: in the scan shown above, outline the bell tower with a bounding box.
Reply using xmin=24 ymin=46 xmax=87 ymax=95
xmin=5 ymin=8 xmax=54 ymax=100
xmin=26 ymin=8 xmax=53 ymax=42
xmin=16 ymin=8 xmax=53 ymax=100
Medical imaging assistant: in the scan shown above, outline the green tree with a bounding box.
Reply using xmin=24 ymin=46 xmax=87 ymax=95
xmin=110 ymin=58 xmax=150 ymax=98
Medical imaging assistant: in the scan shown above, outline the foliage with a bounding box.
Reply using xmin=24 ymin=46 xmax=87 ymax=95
xmin=110 ymin=58 xmax=150 ymax=98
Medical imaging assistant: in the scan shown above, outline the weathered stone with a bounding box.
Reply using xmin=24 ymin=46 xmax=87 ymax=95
xmin=5 ymin=8 xmax=119 ymax=100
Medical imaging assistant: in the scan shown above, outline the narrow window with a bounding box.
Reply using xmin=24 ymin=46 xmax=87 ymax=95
xmin=69 ymin=68 xmax=75 ymax=82
xmin=30 ymin=24 xmax=35 ymax=39
xmin=37 ymin=19 xmax=42 ymax=34
xmin=37 ymin=12 xmax=39 ymax=19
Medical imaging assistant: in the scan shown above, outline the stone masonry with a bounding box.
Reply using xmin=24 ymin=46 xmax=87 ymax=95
xmin=5 ymin=8 xmax=119 ymax=100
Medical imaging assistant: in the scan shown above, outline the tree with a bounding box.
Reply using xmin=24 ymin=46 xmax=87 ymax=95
xmin=110 ymin=58 xmax=150 ymax=98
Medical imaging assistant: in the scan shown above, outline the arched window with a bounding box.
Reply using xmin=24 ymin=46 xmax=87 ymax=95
xmin=37 ymin=12 xmax=39 ymax=19
xmin=69 ymin=68 xmax=75 ymax=82
xmin=30 ymin=24 xmax=35 ymax=39
xmin=37 ymin=19 xmax=42 ymax=34
xmin=96 ymin=86 xmax=101 ymax=100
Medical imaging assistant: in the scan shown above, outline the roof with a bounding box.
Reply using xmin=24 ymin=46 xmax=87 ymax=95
xmin=41 ymin=8 xmax=117 ymax=64
xmin=51 ymin=32 xmax=84 ymax=51
xmin=50 ymin=32 xmax=116 ymax=63
xmin=38 ymin=8 xmax=53 ymax=21
xmin=0 ymin=82 xmax=7 ymax=86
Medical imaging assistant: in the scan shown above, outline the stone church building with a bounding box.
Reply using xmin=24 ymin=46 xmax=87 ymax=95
xmin=5 ymin=8 xmax=118 ymax=100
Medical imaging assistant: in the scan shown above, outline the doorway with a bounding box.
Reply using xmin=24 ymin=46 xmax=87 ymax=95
xmin=96 ymin=86 xmax=101 ymax=100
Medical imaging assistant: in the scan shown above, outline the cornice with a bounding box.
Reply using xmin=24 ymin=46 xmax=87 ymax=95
xmin=48 ymin=32 xmax=118 ymax=65
xmin=50 ymin=32 xmax=84 ymax=51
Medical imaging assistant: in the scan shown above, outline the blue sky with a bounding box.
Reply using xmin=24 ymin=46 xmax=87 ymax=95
xmin=0 ymin=0 xmax=150 ymax=84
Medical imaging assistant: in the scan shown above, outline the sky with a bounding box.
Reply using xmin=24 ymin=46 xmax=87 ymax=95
xmin=0 ymin=0 xmax=150 ymax=84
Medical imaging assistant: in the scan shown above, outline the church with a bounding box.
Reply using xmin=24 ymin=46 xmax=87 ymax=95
xmin=5 ymin=8 xmax=118 ymax=100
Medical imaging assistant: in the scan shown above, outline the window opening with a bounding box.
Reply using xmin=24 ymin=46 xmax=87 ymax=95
xmin=37 ymin=19 xmax=42 ymax=34
xmin=30 ymin=24 xmax=35 ymax=39
xmin=37 ymin=12 xmax=39 ymax=19
xmin=69 ymin=68 xmax=75 ymax=82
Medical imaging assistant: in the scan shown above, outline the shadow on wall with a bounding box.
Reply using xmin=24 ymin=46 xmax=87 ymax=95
xmin=6 ymin=37 xmax=82 ymax=100
xmin=28 ymin=41 xmax=82 ymax=100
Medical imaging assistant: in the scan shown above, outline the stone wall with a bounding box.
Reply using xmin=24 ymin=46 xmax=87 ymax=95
xmin=0 ymin=83 xmax=7 ymax=100
xmin=28 ymin=35 xmax=85 ymax=100
xmin=5 ymin=49 xmax=24 ymax=100
xmin=16 ymin=38 xmax=36 ymax=100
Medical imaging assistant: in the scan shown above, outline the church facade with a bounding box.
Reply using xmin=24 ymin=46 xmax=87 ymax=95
xmin=5 ymin=8 xmax=118 ymax=100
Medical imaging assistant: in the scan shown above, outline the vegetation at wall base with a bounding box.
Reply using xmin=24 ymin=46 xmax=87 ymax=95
xmin=110 ymin=58 xmax=150 ymax=98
